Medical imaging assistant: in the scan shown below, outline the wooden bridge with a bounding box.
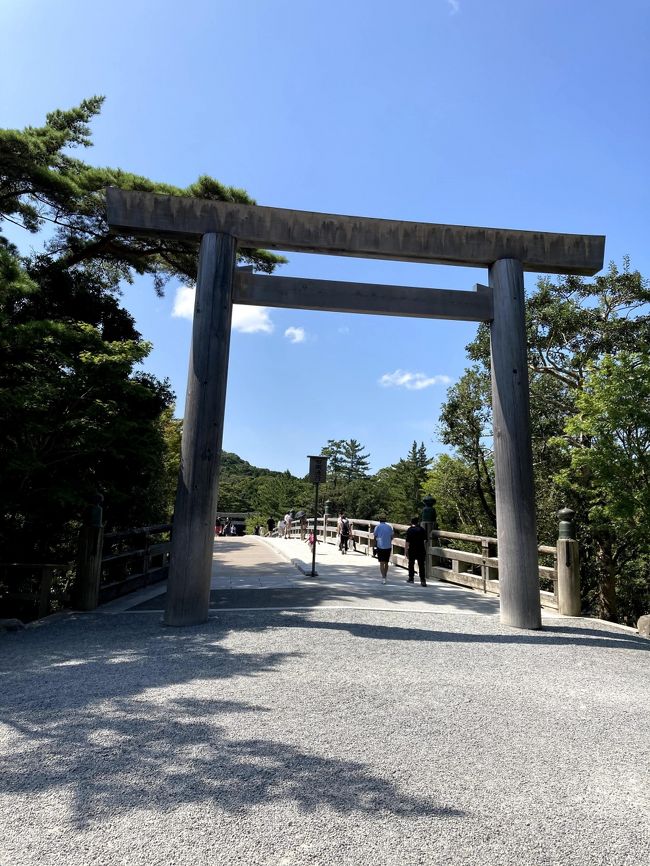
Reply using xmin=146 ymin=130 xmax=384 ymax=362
xmin=3 ymin=507 xmax=581 ymax=624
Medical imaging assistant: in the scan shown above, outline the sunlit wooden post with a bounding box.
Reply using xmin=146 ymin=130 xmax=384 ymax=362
xmin=556 ymin=507 xmax=581 ymax=616
xmin=164 ymin=232 xmax=236 ymax=626
xmin=489 ymin=258 xmax=541 ymax=629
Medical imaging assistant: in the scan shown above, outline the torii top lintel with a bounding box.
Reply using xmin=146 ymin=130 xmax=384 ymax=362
xmin=106 ymin=188 xmax=604 ymax=276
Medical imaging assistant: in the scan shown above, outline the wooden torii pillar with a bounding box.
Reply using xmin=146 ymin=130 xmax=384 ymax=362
xmin=165 ymin=232 xmax=236 ymax=625
xmin=106 ymin=188 xmax=604 ymax=629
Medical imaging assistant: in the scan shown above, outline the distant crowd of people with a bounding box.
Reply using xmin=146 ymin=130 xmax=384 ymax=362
xmin=214 ymin=517 xmax=240 ymax=537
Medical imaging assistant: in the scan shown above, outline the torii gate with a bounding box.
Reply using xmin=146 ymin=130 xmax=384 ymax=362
xmin=106 ymin=189 xmax=604 ymax=630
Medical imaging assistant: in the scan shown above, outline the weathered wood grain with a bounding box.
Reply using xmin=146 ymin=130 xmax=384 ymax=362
xmin=106 ymin=188 xmax=605 ymax=275
xmin=557 ymin=539 xmax=581 ymax=616
xmin=489 ymin=258 xmax=542 ymax=630
xmin=164 ymin=232 xmax=236 ymax=627
xmin=233 ymin=271 xmax=494 ymax=321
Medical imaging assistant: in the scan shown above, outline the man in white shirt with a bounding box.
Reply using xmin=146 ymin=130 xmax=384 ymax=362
xmin=284 ymin=512 xmax=292 ymax=538
xmin=373 ymin=515 xmax=394 ymax=584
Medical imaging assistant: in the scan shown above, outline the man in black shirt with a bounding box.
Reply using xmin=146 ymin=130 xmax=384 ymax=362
xmin=404 ymin=516 xmax=428 ymax=586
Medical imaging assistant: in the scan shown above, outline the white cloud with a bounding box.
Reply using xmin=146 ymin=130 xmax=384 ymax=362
xmin=338 ymin=326 xmax=350 ymax=335
xmin=232 ymin=305 xmax=274 ymax=334
xmin=447 ymin=0 xmax=460 ymax=14
xmin=284 ymin=326 xmax=306 ymax=343
xmin=172 ymin=285 xmax=195 ymax=319
xmin=379 ymin=369 xmax=452 ymax=390
xmin=171 ymin=285 xmax=274 ymax=334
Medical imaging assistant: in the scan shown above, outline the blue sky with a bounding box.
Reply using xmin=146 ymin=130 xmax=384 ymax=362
xmin=2 ymin=0 xmax=649 ymax=475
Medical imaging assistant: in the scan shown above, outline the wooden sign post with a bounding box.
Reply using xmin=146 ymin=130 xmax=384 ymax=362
xmin=308 ymin=456 xmax=327 ymax=577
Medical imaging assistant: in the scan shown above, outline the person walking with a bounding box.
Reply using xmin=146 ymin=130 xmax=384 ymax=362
xmin=266 ymin=516 xmax=275 ymax=536
xmin=373 ymin=514 xmax=394 ymax=584
xmin=405 ymin=516 xmax=428 ymax=586
xmin=338 ymin=512 xmax=351 ymax=554
xmin=284 ymin=511 xmax=293 ymax=538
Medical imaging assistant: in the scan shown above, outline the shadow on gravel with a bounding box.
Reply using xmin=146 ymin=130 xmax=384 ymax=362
xmin=255 ymin=612 xmax=650 ymax=652
xmin=0 ymin=616 xmax=462 ymax=829
xmin=133 ymin=584 xmax=501 ymax=615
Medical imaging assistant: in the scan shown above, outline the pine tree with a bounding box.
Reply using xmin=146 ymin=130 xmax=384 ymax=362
xmin=320 ymin=439 xmax=345 ymax=488
xmin=379 ymin=441 xmax=431 ymax=523
xmin=341 ymin=439 xmax=370 ymax=481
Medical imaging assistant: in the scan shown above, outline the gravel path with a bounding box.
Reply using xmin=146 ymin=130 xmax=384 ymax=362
xmin=1 ymin=609 xmax=649 ymax=865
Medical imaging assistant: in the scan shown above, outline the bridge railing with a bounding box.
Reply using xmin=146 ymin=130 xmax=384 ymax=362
xmin=291 ymin=516 xmax=562 ymax=611
xmin=0 ymin=562 xmax=75 ymax=621
xmin=98 ymin=524 xmax=172 ymax=604
xmin=1 ymin=523 xmax=172 ymax=622
xmin=427 ymin=531 xmax=558 ymax=610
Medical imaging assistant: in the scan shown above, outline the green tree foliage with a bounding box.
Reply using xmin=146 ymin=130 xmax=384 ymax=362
xmin=341 ymin=439 xmax=371 ymax=481
xmin=553 ymin=352 xmax=650 ymax=622
xmin=252 ymin=472 xmax=311 ymax=518
xmin=213 ymin=452 xmax=311 ymax=518
xmin=425 ymin=454 xmax=494 ymax=535
xmin=0 ymin=242 xmax=173 ymax=559
xmin=329 ymin=476 xmax=390 ymax=521
xmin=320 ymin=439 xmax=345 ymax=488
xmin=436 ymin=258 xmax=650 ymax=623
xmin=376 ymin=441 xmax=431 ymax=524
xmin=158 ymin=408 xmax=182 ymax=517
xmin=0 ymin=98 xmax=283 ymax=566
xmin=527 ymin=259 xmax=650 ymax=389
xmin=438 ymin=370 xmax=495 ymax=528
xmin=318 ymin=438 xmax=371 ymax=513
xmin=320 ymin=438 xmax=370 ymax=487
xmin=0 ymin=97 xmax=284 ymax=286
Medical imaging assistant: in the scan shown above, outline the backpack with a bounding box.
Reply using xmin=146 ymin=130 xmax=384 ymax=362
xmin=340 ymin=518 xmax=350 ymax=536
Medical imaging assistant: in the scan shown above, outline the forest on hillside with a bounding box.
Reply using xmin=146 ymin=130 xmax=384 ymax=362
xmin=2 ymin=100 xmax=649 ymax=626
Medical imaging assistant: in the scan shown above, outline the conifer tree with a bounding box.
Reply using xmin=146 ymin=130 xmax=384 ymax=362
xmin=342 ymin=439 xmax=371 ymax=482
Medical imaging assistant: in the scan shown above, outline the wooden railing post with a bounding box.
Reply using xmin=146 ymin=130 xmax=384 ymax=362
xmin=143 ymin=531 xmax=151 ymax=586
xmin=75 ymin=494 xmax=104 ymax=611
xmin=38 ymin=566 xmax=53 ymax=618
xmin=481 ymin=539 xmax=489 ymax=593
xmin=556 ymin=508 xmax=581 ymax=616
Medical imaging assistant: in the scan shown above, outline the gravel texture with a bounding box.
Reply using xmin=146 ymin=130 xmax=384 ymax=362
xmin=1 ymin=609 xmax=649 ymax=865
